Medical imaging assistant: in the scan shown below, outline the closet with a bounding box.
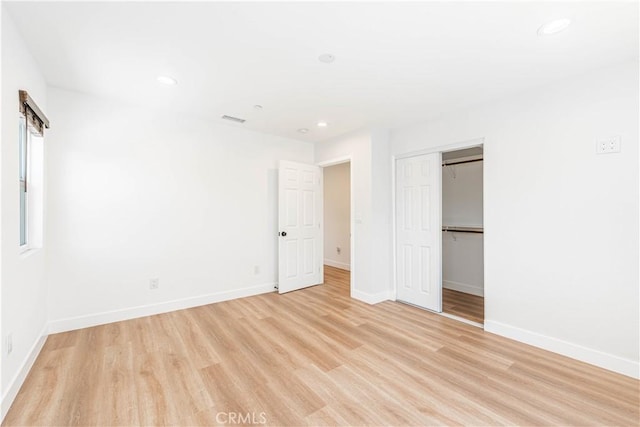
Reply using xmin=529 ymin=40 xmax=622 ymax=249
xmin=441 ymin=147 xmax=484 ymax=324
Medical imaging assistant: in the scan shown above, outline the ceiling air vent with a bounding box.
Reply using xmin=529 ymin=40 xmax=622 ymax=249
xmin=221 ymin=115 xmax=246 ymax=124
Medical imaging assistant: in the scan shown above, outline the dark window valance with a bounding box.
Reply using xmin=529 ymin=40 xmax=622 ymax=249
xmin=19 ymin=90 xmax=49 ymax=136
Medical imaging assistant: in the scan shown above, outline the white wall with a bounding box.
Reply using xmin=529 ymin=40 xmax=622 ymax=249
xmin=315 ymin=129 xmax=393 ymax=303
xmin=442 ymin=232 xmax=484 ymax=297
xmin=323 ymin=162 xmax=350 ymax=270
xmin=442 ymin=160 xmax=484 ymax=296
xmin=391 ymin=60 xmax=639 ymax=378
xmin=442 ymin=160 xmax=483 ymax=227
xmin=45 ymin=88 xmax=314 ymax=330
xmin=316 ymin=130 xmax=372 ymax=301
xmin=370 ymin=129 xmax=393 ymax=298
xmin=1 ymin=10 xmax=49 ymax=416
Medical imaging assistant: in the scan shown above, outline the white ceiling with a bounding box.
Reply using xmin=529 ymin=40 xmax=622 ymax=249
xmin=4 ymin=1 xmax=638 ymax=142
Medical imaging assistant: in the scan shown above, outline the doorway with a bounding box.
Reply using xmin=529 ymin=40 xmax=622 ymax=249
xmin=441 ymin=147 xmax=484 ymax=325
xmin=319 ymin=159 xmax=353 ymax=294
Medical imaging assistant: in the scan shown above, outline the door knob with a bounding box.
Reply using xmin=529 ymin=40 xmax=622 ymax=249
xmin=280 ymin=231 xmax=287 ymax=237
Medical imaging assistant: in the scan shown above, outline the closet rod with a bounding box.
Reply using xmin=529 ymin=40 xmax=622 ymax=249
xmin=442 ymin=158 xmax=483 ymax=166
xmin=442 ymin=227 xmax=484 ymax=234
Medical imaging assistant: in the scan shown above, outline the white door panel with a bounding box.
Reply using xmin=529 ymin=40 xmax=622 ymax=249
xmin=396 ymin=153 xmax=442 ymax=311
xmin=278 ymin=161 xmax=322 ymax=293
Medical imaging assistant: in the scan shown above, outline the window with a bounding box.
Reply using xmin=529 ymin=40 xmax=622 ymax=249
xmin=19 ymin=116 xmax=27 ymax=246
xmin=18 ymin=90 xmax=49 ymax=251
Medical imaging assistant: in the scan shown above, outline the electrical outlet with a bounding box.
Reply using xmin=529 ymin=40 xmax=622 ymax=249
xmin=254 ymin=265 xmax=260 ymax=275
xmin=336 ymin=247 xmax=341 ymax=254
xmin=149 ymin=278 xmax=159 ymax=290
xmin=596 ymin=136 xmax=621 ymax=154
xmin=6 ymin=333 xmax=12 ymax=355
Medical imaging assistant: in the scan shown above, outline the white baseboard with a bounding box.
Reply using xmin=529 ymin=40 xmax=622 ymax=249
xmin=49 ymin=282 xmax=276 ymax=334
xmin=324 ymin=259 xmax=350 ymax=271
xmin=1 ymin=323 xmax=49 ymax=421
xmin=484 ymin=320 xmax=639 ymax=379
xmin=351 ymin=288 xmax=393 ymax=305
xmin=443 ymin=280 xmax=484 ymax=297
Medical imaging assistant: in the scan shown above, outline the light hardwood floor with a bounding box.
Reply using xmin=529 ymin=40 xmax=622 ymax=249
xmin=4 ymin=266 xmax=638 ymax=426
xmin=442 ymin=288 xmax=484 ymax=324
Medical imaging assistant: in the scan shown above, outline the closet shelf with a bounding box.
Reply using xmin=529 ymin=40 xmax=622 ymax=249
xmin=442 ymin=226 xmax=484 ymax=234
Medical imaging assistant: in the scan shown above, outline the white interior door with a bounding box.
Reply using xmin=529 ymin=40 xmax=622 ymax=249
xmin=278 ymin=160 xmax=323 ymax=293
xmin=396 ymin=153 xmax=442 ymax=311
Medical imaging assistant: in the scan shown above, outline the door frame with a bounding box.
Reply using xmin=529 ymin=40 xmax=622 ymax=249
xmin=391 ymin=138 xmax=484 ymax=324
xmin=317 ymin=155 xmax=354 ymax=295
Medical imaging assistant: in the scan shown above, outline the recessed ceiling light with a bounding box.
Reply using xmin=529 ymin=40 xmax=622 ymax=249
xmin=318 ymin=53 xmax=336 ymax=64
xmin=317 ymin=121 xmax=328 ymax=127
xmin=157 ymin=75 xmax=177 ymax=85
xmin=537 ymin=18 xmax=572 ymax=36
xmin=298 ymin=128 xmax=309 ymax=134
xmin=254 ymin=105 xmax=263 ymax=110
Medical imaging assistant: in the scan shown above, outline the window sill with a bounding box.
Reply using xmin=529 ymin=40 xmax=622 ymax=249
xmin=19 ymin=247 xmax=41 ymax=259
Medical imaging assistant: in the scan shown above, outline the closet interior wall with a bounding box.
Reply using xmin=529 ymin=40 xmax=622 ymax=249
xmin=442 ymin=150 xmax=484 ymax=298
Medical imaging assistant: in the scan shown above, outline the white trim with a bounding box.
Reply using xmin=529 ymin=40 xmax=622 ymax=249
xmin=323 ymin=259 xmax=350 ymax=271
xmin=443 ymin=280 xmax=484 ymax=297
xmin=1 ymin=323 xmax=49 ymax=421
xmin=317 ymin=155 xmax=351 ymax=168
xmin=394 ymin=137 xmax=485 ymax=160
xmin=49 ymin=283 xmax=276 ymax=334
xmin=351 ymin=288 xmax=393 ymax=305
xmin=484 ymin=320 xmax=640 ymax=379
